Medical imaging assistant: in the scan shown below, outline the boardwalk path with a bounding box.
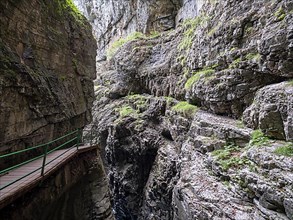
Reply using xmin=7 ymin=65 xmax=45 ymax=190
xmin=0 ymin=145 xmax=95 ymax=209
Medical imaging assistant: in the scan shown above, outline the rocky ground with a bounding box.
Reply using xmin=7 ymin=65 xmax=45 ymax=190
xmin=79 ymin=0 xmax=293 ymax=219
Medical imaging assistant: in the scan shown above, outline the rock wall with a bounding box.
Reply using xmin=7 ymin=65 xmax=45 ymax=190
xmin=0 ymin=0 xmax=96 ymax=168
xmin=73 ymin=0 xmax=189 ymax=61
xmin=81 ymin=0 xmax=293 ymax=219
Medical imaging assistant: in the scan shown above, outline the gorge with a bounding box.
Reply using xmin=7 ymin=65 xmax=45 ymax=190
xmin=0 ymin=0 xmax=293 ymax=220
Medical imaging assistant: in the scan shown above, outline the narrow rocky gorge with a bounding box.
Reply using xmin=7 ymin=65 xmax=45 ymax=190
xmin=0 ymin=0 xmax=292 ymax=219
xmin=78 ymin=0 xmax=293 ymax=219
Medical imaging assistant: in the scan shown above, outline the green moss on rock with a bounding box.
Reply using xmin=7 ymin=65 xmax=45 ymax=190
xmin=274 ymin=143 xmax=293 ymax=157
xmin=107 ymin=32 xmax=145 ymax=58
xmin=171 ymin=101 xmax=198 ymax=117
xmin=185 ymin=68 xmax=215 ymax=89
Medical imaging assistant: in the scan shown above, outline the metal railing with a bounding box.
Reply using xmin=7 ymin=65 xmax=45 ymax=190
xmin=0 ymin=129 xmax=82 ymax=191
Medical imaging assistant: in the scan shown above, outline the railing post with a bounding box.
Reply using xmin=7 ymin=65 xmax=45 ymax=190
xmin=41 ymin=144 xmax=48 ymax=176
xmin=76 ymin=129 xmax=81 ymax=150
xmin=90 ymin=129 xmax=93 ymax=147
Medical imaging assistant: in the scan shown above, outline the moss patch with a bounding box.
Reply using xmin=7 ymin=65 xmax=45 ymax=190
xmin=178 ymin=15 xmax=209 ymax=52
xmin=118 ymin=105 xmax=138 ymax=118
xmin=274 ymin=7 xmax=286 ymax=21
xmin=54 ymin=0 xmax=86 ymax=24
xmin=286 ymin=79 xmax=293 ymax=86
xmin=126 ymin=94 xmax=148 ymax=110
xmin=245 ymin=53 xmax=261 ymax=61
xmin=229 ymin=57 xmax=241 ymax=69
xmin=274 ymin=143 xmax=293 ymax=157
xmin=184 ymin=68 xmax=215 ymax=89
xmin=107 ymin=32 xmax=145 ymax=58
xmin=171 ymin=101 xmax=198 ymax=117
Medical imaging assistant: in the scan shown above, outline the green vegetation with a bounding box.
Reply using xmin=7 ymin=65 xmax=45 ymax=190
xmin=236 ymin=120 xmax=245 ymax=129
xmin=107 ymin=31 xmax=160 ymax=58
xmin=72 ymin=57 xmax=78 ymax=72
xmin=209 ymin=0 xmax=218 ymax=5
xmin=178 ymin=16 xmax=209 ymax=52
xmin=164 ymin=96 xmax=175 ymax=106
xmin=148 ymin=31 xmax=161 ymax=38
xmin=249 ymin=130 xmax=269 ymax=147
xmin=126 ymin=94 xmax=148 ymax=110
xmin=274 ymin=143 xmax=293 ymax=157
xmin=212 ymin=144 xmax=253 ymax=171
xmin=107 ymin=32 xmax=145 ymax=58
xmin=287 ymin=79 xmax=293 ymax=86
xmin=118 ymin=105 xmax=138 ymax=118
xmin=184 ymin=68 xmax=215 ymax=89
xmin=55 ymin=0 xmax=85 ymax=24
xmin=274 ymin=7 xmax=286 ymax=21
xmin=177 ymin=55 xmax=188 ymax=67
xmin=245 ymin=53 xmax=261 ymax=61
xmin=171 ymin=101 xmax=198 ymax=117
xmin=245 ymin=26 xmax=254 ymax=35
xmin=208 ymin=23 xmax=221 ymax=36
xmin=229 ymin=57 xmax=241 ymax=69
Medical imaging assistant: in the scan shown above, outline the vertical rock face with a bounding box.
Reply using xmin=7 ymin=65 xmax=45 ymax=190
xmin=0 ymin=0 xmax=96 ymax=164
xmin=82 ymin=0 xmax=293 ymax=219
xmin=73 ymin=0 xmax=191 ymax=60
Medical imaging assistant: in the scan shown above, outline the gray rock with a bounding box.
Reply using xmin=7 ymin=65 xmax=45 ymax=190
xmin=243 ymin=81 xmax=293 ymax=141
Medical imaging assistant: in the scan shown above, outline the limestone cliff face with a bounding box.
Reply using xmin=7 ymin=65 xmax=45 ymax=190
xmin=0 ymin=0 xmax=96 ymax=165
xmin=82 ymin=0 xmax=293 ymax=219
xmin=73 ymin=0 xmax=192 ymax=61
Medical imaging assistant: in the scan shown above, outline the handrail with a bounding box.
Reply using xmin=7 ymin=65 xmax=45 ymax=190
xmin=0 ymin=129 xmax=83 ymax=191
xmin=0 ymin=130 xmax=79 ymax=159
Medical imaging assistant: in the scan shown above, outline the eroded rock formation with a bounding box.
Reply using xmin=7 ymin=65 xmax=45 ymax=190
xmin=79 ymin=0 xmax=293 ymax=219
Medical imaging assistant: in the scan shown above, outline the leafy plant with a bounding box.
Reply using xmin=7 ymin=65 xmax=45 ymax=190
xmin=248 ymin=130 xmax=269 ymax=147
xmin=212 ymin=144 xmax=253 ymax=171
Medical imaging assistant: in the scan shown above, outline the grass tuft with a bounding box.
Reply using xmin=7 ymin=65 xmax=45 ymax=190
xmin=107 ymin=32 xmax=145 ymax=58
xmin=274 ymin=143 xmax=293 ymax=157
xmin=184 ymin=68 xmax=215 ymax=89
xmin=171 ymin=101 xmax=198 ymax=117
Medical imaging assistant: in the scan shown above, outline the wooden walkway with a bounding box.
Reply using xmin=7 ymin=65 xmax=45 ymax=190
xmin=0 ymin=145 xmax=96 ymax=209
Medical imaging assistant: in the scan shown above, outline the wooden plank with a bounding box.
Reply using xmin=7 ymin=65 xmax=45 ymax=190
xmin=0 ymin=145 xmax=96 ymax=209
